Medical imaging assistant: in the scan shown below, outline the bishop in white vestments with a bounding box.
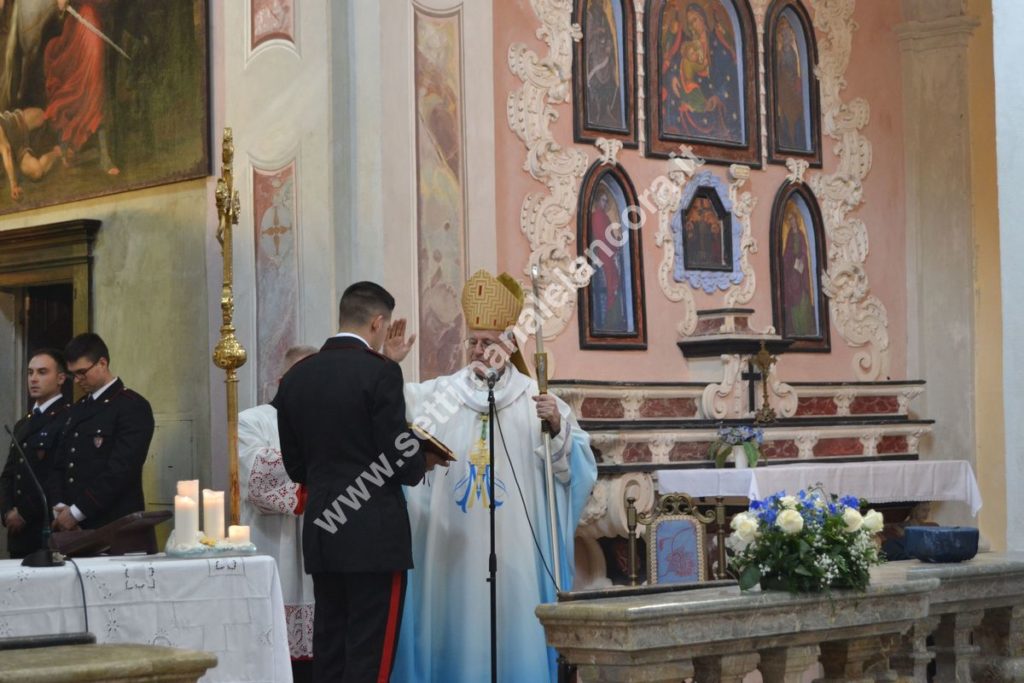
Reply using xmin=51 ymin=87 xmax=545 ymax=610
xmin=392 ymin=271 xmax=598 ymax=683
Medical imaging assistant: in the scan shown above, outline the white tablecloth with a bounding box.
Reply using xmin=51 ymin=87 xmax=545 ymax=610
xmin=0 ymin=554 xmax=291 ymax=682
xmin=657 ymin=460 xmax=983 ymax=515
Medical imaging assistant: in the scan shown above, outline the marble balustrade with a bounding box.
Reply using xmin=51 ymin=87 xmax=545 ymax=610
xmin=537 ymin=553 xmax=1024 ymax=683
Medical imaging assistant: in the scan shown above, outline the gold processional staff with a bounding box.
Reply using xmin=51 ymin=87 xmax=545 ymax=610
xmin=213 ymin=128 xmax=247 ymax=526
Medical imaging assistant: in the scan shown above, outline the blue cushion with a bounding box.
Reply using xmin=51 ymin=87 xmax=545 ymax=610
xmin=904 ymin=526 xmax=979 ymax=563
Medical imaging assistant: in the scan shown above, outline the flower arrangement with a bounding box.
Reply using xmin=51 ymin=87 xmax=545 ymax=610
xmin=708 ymin=424 xmax=763 ymax=468
xmin=728 ymin=489 xmax=885 ymax=593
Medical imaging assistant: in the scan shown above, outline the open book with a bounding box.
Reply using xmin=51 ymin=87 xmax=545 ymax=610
xmin=410 ymin=423 xmax=457 ymax=462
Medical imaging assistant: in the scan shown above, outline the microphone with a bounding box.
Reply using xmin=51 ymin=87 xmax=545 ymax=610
xmin=4 ymin=425 xmax=64 ymax=568
xmin=485 ymin=367 xmax=499 ymax=389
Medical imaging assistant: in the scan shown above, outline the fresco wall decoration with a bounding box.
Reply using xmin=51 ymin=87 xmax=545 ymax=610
xmin=251 ymin=0 xmax=295 ymax=50
xmin=253 ymin=161 xmax=299 ymax=404
xmin=0 ymin=0 xmax=209 ymax=214
xmin=414 ymin=6 xmax=468 ymax=379
xmin=765 ymin=0 xmax=821 ymax=166
xmin=644 ymin=0 xmax=759 ymax=165
xmin=573 ymin=0 xmax=638 ymax=147
xmin=770 ymin=181 xmax=829 ymax=351
xmin=577 ymin=162 xmax=647 ymax=349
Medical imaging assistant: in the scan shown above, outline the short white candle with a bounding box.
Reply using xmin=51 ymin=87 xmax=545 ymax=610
xmin=174 ymin=495 xmax=199 ymax=545
xmin=203 ymin=489 xmax=225 ymax=539
xmin=177 ymin=480 xmax=200 ymax=504
xmin=227 ymin=525 xmax=250 ymax=544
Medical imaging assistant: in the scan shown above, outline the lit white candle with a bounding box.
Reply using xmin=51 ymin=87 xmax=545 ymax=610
xmin=227 ymin=525 xmax=250 ymax=544
xmin=174 ymin=495 xmax=199 ymax=545
xmin=177 ymin=480 xmax=200 ymax=504
xmin=203 ymin=489 xmax=225 ymax=539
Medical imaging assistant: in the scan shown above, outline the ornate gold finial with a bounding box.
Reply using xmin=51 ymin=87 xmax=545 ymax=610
xmin=213 ymin=127 xmax=247 ymax=525
xmin=752 ymin=341 xmax=778 ymax=424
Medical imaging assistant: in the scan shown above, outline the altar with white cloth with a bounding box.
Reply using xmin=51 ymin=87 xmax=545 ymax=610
xmin=657 ymin=460 xmax=982 ymax=515
xmin=0 ymin=554 xmax=291 ymax=683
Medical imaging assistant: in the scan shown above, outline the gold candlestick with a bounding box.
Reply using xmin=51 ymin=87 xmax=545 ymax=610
xmin=213 ymin=128 xmax=247 ymax=526
xmin=752 ymin=341 xmax=777 ymax=425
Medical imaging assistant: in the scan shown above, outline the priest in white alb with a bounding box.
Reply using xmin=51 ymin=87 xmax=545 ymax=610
xmin=389 ymin=270 xmax=598 ymax=683
xmin=237 ymin=344 xmax=318 ymax=683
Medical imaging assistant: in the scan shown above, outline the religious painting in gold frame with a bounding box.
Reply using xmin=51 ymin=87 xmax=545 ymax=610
xmin=0 ymin=0 xmax=209 ymax=215
xmin=644 ymin=0 xmax=759 ymax=165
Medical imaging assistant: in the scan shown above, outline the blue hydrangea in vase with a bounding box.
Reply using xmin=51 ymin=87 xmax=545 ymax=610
xmin=709 ymin=424 xmax=763 ymax=469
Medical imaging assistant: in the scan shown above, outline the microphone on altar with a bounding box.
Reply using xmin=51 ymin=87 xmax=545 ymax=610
xmin=4 ymin=425 xmax=64 ymax=568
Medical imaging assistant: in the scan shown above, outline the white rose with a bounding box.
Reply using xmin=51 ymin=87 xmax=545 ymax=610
xmin=776 ymin=509 xmax=804 ymax=535
xmin=862 ymin=509 xmax=884 ymax=533
xmin=731 ymin=512 xmax=760 ymax=543
xmin=842 ymin=507 xmax=864 ymax=533
xmin=779 ymin=495 xmax=798 ymax=509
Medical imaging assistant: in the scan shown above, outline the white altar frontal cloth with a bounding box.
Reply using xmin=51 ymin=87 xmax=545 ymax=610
xmin=657 ymin=460 xmax=982 ymax=516
xmin=0 ymin=554 xmax=290 ymax=682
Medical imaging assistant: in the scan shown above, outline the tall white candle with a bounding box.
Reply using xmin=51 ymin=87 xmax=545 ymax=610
xmin=227 ymin=525 xmax=250 ymax=545
xmin=177 ymin=480 xmax=200 ymax=504
xmin=174 ymin=495 xmax=199 ymax=545
xmin=203 ymin=489 xmax=225 ymax=540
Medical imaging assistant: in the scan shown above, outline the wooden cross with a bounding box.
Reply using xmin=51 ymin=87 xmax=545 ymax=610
xmin=740 ymin=361 xmax=763 ymax=414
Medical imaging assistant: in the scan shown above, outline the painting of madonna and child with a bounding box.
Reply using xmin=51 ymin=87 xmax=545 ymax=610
xmin=0 ymin=0 xmax=208 ymax=214
xmin=647 ymin=0 xmax=758 ymax=163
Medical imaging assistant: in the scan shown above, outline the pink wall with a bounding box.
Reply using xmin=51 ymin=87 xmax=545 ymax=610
xmin=493 ymin=0 xmax=907 ymax=382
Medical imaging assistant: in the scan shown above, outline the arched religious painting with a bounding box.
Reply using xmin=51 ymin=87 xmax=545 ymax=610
xmin=577 ymin=163 xmax=647 ymax=349
xmin=644 ymin=0 xmax=759 ymax=165
xmin=573 ymin=0 xmax=638 ymax=146
xmin=770 ymin=183 xmax=829 ymax=351
xmin=765 ymin=0 xmax=822 ymax=166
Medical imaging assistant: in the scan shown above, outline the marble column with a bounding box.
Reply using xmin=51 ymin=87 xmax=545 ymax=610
xmin=693 ymin=652 xmax=760 ymax=683
xmin=896 ymin=0 xmax=980 ymax=527
xmin=933 ymin=610 xmax=984 ymax=682
xmin=815 ymin=637 xmax=898 ymax=683
xmin=577 ymin=660 xmax=695 ymax=683
xmin=890 ymin=616 xmax=940 ymax=683
xmin=971 ymin=606 xmax=1024 ymax=681
xmin=759 ymin=645 xmax=821 ymax=683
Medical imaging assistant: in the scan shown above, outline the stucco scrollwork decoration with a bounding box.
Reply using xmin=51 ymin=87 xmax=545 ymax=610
xmin=595 ymin=138 xmax=623 ymax=166
xmin=508 ymin=0 xmax=590 ymax=342
xmin=654 ymin=154 xmax=700 ymax=337
xmin=701 ymin=354 xmax=745 ymax=420
xmin=808 ymin=0 xmax=891 ymax=380
xmin=723 ymin=164 xmax=760 ymax=309
xmin=767 ymin=364 xmax=798 ymax=418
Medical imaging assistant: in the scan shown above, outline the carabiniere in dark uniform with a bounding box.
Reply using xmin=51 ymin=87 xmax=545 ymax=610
xmin=49 ymin=379 xmax=155 ymax=530
xmin=1 ymin=398 xmax=71 ymax=558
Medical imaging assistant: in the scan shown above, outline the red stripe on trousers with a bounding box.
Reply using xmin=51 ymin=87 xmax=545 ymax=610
xmin=376 ymin=571 xmax=402 ymax=683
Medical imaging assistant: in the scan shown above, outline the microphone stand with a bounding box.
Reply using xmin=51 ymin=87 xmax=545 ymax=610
xmin=4 ymin=425 xmax=64 ymax=568
xmin=486 ymin=371 xmax=498 ymax=683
